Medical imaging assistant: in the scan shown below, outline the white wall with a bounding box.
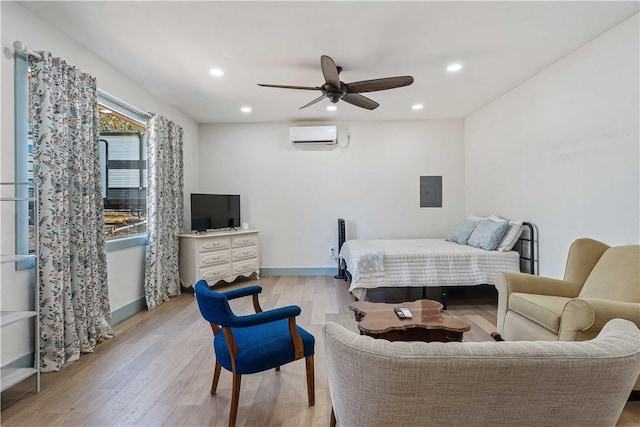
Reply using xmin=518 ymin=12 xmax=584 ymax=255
xmin=0 ymin=1 xmax=199 ymax=364
xmin=464 ymin=14 xmax=639 ymax=278
xmin=199 ymin=120 xmax=465 ymax=269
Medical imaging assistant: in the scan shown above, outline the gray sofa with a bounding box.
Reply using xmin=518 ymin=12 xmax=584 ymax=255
xmin=323 ymin=319 xmax=640 ymax=427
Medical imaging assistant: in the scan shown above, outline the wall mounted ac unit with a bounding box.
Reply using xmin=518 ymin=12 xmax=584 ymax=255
xmin=290 ymin=125 xmax=337 ymax=145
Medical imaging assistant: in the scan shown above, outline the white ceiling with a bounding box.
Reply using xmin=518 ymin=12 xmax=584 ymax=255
xmin=19 ymin=1 xmax=639 ymax=124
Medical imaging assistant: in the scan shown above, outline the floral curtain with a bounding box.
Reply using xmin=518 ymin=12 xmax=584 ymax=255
xmin=29 ymin=52 xmax=113 ymax=372
xmin=144 ymin=115 xmax=184 ymax=310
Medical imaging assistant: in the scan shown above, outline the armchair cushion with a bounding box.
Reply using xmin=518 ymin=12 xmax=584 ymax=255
xmin=214 ymin=319 xmax=315 ymax=374
xmin=509 ymin=293 xmax=569 ymax=334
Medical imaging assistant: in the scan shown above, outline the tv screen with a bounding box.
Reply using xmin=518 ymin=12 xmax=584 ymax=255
xmin=191 ymin=194 xmax=240 ymax=231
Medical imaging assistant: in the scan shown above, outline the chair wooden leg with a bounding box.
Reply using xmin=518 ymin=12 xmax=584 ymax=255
xmin=305 ymin=355 xmax=315 ymax=406
xmin=330 ymin=405 xmax=336 ymax=427
xmin=490 ymin=332 xmax=504 ymax=342
xmin=211 ymin=361 xmax=222 ymax=395
xmin=229 ymin=373 xmax=241 ymax=427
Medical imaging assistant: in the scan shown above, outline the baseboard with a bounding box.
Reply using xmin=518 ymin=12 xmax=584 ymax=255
xmin=260 ymin=268 xmax=337 ymax=277
xmin=111 ymin=297 xmax=147 ymax=325
xmin=3 ymin=298 xmax=146 ymax=370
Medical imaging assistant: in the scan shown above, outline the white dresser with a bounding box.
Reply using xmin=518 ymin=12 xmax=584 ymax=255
xmin=179 ymin=230 xmax=260 ymax=288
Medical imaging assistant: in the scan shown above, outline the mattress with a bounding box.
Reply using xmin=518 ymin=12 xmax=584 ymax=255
xmin=339 ymin=239 xmax=521 ymax=299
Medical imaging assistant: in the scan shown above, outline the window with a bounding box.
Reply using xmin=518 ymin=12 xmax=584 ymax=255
xmin=97 ymin=102 xmax=148 ymax=240
xmin=15 ymin=54 xmax=150 ymax=259
xmin=14 ymin=54 xmax=35 ymax=267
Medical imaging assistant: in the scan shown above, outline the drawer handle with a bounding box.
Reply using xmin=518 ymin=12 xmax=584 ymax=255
xmin=203 ymin=242 xmax=224 ymax=249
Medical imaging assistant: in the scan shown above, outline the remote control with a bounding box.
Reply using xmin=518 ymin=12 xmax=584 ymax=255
xmin=394 ymin=307 xmax=405 ymax=319
xmin=400 ymin=308 xmax=413 ymax=319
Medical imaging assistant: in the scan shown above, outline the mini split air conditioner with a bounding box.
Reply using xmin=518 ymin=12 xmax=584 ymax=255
xmin=290 ymin=125 xmax=337 ymax=145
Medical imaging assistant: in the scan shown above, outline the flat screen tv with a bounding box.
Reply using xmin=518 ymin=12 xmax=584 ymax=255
xmin=191 ymin=193 xmax=240 ymax=231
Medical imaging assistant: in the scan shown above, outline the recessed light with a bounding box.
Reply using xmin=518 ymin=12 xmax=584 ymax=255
xmin=240 ymin=106 xmax=252 ymax=113
xmin=412 ymin=104 xmax=424 ymax=111
xmin=209 ymin=68 xmax=224 ymax=77
xmin=327 ymin=105 xmax=337 ymax=111
xmin=446 ymin=63 xmax=462 ymax=72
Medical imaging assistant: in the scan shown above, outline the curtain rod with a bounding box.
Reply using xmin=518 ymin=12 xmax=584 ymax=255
xmin=98 ymin=89 xmax=154 ymax=120
xmin=13 ymin=40 xmax=43 ymax=60
xmin=14 ymin=40 xmax=154 ymax=120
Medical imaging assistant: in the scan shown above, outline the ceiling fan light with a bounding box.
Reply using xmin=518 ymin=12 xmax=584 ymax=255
xmin=412 ymin=104 xmax=424 ymax=110
xmin=446 ymin=63 xmax=462 ymax=72
xmin=327 ymin=106 xmax=337 ymax=111
xmin=241 ymin=106 xmax=252 ymax=113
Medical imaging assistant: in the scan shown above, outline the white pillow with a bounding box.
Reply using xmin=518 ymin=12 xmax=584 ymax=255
xmin=489 ymin=214 xmax=524 ymax=252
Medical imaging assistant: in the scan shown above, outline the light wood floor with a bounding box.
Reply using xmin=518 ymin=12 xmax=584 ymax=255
xmin=2 ymin=276 xmax=639 ymax=426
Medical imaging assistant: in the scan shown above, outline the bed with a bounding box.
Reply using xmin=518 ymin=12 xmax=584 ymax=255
xmin=339 ymin=222 xmax=536 ymax=302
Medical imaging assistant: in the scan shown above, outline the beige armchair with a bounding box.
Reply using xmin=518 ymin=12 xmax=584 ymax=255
xmin=495 ymin=238 xmax=640 ymax=390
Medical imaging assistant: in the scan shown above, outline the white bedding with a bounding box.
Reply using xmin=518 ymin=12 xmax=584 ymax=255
xmin=339 ymin=239 xmax=520 ymax=299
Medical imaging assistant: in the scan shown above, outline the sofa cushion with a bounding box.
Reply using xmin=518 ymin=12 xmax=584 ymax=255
xmin=509 ymin=293 xmax=570 ymax=334
xmin=579 ymin=246 xmax=640 ymax=303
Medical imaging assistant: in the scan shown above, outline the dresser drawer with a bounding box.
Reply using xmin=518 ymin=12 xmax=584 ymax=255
xmin=199 ymin=237 xmax=231 ymax=252
xmin=200 ymin=265 xmax=230 ymax=281
xmin=232 ymin=246 xmax=257 ymax=261
xmin=232 ymin=235 xmax=258 ymax=248
xmin=232 ymin=259 xmax=258 ymax=275
xmin=200 ymin=251 xmax=231 ymax=267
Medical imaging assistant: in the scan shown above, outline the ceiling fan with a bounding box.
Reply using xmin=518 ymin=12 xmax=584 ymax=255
xmin=258 ymin=55 xmax=414 ymax=110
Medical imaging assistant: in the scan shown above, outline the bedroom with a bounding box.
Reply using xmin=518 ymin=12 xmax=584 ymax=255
xmin=1 ymin=0 xmax=638 ymax=424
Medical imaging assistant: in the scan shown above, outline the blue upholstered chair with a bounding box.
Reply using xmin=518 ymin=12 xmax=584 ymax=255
xmin=194 ymin=279 xmax=315 ymax=427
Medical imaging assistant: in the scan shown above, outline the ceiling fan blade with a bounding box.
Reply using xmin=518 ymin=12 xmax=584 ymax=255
xmin=299 ymin=94 xmax=327 ymax=110
xmin=257 ymin=83 xmax=321 ymax=91
xmin=346 ymin=76 xmax=414 ymax=93
xmin=341 ymin=93 xmax=379 ymax=110
xmin=320 ymin=55 xmax=341 ymax=88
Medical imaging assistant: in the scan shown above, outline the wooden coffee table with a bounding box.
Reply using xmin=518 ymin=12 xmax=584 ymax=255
xmin=349 ymin=299 xmax=470 ymax=342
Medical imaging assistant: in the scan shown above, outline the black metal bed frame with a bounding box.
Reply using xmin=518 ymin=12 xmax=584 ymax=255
xmin=517 ymin=221 xmax=536 ymax=276
xmin=342 ymin=222 xmax=538 ymax=309
xmin=438 ymin=221 xmax=537 ymax=308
